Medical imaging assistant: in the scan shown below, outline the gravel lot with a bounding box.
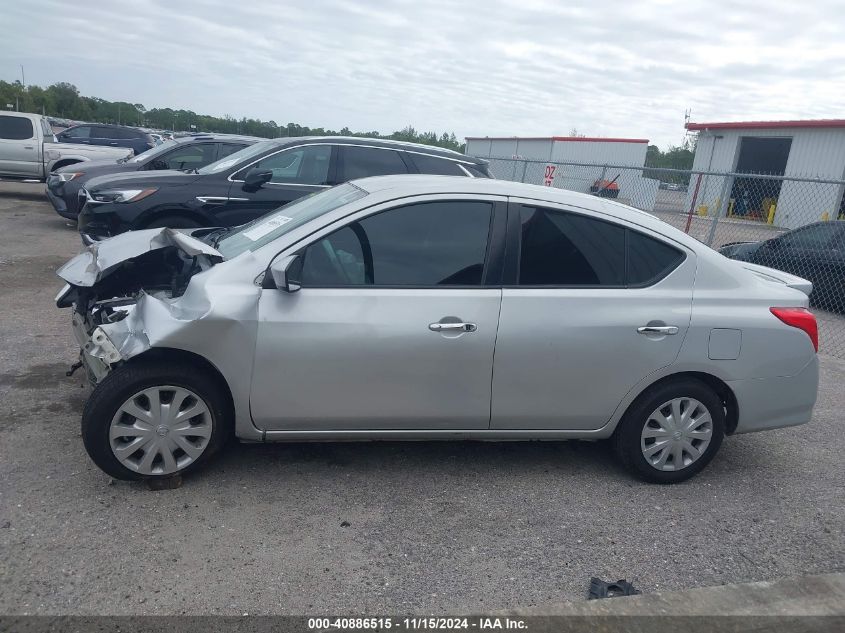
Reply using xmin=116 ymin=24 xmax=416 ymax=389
xmin=0 ymin=185 xmax=843 ymax=615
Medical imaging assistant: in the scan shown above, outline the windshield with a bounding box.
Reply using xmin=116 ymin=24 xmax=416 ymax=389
xmin=129 ymin=139 xmax=177 ymax=163
xmin=197 ymin=140 xmax=277 ymax=175
xmin=215 ymin=183 xmax=368 ymax=258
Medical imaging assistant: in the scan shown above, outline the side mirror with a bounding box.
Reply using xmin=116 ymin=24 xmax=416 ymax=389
xmin=242 ymin=168 xmax=273 ymax=192
xmin=266 ymin=255 xmax=302 ymax=292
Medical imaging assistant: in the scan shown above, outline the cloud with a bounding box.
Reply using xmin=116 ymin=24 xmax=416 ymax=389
xmin=2 ymin=0 xmax=843 ymax=148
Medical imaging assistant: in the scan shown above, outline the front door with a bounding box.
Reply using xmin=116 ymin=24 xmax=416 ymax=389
xmin=249 ymin=197 xmax=505 ymax=431
xmin=491 ymin=202 xmax=695 ymax=430
xmin=220 ymin=144 xmax=336 ymax=226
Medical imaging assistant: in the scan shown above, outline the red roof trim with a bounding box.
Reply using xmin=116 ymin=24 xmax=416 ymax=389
xmin=464 ymin=136 xmax=649 ymax=143
xmin=686 ymin=119 xmax=845 ymax=131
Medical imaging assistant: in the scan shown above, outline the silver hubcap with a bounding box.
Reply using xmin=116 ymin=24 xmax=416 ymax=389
xmin=109 ymin=386 xmax=213 ymax=476
xmin=640 ymin=397 xmax=713 ymax=472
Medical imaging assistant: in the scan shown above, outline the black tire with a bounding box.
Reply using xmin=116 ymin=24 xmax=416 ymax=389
xmin=612 ymin=378 xmax=725 ymax=484
xmin=82 ymin=359 xmax=233 ymax=481
xmin=144 ymin=215 xmax=202 ymax=229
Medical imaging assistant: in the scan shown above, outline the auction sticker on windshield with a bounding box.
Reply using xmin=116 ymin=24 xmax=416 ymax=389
xmin=242 ymin=216 xmax=293 ymax=241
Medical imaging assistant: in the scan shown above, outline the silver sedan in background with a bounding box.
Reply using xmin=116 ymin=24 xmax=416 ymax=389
xmin=56 ymin=176 xmax=819 ymax=484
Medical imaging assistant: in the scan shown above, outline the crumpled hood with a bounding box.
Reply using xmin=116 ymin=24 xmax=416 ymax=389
xmin=56 ymin=227 xmax=223 ymax=287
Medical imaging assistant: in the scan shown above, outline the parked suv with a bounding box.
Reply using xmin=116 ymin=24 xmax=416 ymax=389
xmin=57 ymin=124 xmax=156 ymax=156
xmin=77 ymin=137 xmax=491 ymax=242
xmin=47 ymin=134 xmax=260 ymax=219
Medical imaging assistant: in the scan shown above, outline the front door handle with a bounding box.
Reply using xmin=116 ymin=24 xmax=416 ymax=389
xmin=429 ymin=322 xmax=477 ymax=332
xmin=195 ymin=196 xmax=229 ymax=205
xmin=638 ymin=325 xmax=679 ymax=335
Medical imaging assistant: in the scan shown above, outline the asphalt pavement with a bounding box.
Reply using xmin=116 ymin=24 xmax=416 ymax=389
xmin=0 ymin=184 xmax=843 ymax=614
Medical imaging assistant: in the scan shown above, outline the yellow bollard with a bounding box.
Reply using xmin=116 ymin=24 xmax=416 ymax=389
xmin=821 ymin=211 xmax=830 ymax=221
xmin=767 ymin=204 xmax=777 ymax=225
xmin=697 ymin=204 xmax=708 ymax=216
xmin=727 ymin=199 xmax=735 ymax=217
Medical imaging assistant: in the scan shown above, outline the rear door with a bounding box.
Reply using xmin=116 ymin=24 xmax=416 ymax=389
xmin=218 ymin=143 xmax=336 ymax=225
xmin=0 ymin=114 xmax=40 ymax=177
xmin=490 ymin=200 xmax=694 ymax=430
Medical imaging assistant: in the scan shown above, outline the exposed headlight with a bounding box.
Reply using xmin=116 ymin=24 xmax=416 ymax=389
xmin=53 ymin=171 xmax=85 ymax=182
xmin=91 ymin=188 xmax=158 ymax=203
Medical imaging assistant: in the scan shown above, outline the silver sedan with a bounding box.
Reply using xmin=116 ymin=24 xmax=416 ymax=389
xmin=56 ymin=176 xmax=820 ymax=483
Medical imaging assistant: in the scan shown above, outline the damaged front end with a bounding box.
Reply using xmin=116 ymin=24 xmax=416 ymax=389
xmin=56 ymin=228 xmax=224 ymax=383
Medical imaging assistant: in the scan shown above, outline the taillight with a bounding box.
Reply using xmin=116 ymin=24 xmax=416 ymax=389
xmin=770 ymin=307 xmax=818 ymax=352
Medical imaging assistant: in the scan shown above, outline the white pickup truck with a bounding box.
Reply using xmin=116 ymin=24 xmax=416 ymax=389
xmin=0 ymin=112 xmax=133 ymax=181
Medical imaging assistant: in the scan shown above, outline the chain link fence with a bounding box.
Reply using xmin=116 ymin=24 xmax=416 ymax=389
xmin=476 ymin=155 xmax=845 ymax=359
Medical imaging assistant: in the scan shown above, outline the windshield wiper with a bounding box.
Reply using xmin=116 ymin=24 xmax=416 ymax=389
xmin=203 ymin=226 xmax=231 ymax=247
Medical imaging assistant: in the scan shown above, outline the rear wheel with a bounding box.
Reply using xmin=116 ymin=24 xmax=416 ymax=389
xmin=82 ymin=360 xmax=233 ymax=480
xmin=144 ymin=215 xmax=202 ymax=229
xmin=613 ymin=378 xmax=725 ymax=483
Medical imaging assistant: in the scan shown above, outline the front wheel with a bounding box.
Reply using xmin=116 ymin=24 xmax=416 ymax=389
xmin=613 ymin=378 xmax=725 ymax=484
xmin=81 ymin=360 xmax=233 ymax=480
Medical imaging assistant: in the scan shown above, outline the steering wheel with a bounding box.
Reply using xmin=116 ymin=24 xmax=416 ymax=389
xmin=321 ymin=239 xmax=353 ymax=284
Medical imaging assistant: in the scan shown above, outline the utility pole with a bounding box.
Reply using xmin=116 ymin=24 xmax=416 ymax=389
xmin=20 ymin=65 xmax=25 ymax=88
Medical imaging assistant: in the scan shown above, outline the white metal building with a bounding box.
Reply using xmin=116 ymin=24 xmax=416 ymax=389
xmin=685 ymin=119 xmax=845 ymax=229
xmin=466 ymin=135 xmax=658 ymax=210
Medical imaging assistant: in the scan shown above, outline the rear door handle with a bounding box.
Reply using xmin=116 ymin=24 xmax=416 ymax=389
xmin=638 ymin=325 xmax=679 ymax=335
xmin=429 ymin=322 xmax=477 ymax=332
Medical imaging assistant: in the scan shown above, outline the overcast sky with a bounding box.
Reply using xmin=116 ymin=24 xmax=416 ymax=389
xmin=3 ymin=0 xmax=844 ymax=148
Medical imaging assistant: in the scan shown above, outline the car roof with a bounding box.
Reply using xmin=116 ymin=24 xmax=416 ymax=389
xmin=256 ymin=136 xmax=484 ymax=164
xmin=171 ymin=133 xmax=263 ymax=144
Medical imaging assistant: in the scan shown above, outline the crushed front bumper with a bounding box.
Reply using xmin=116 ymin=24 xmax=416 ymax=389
xmin=71 ymin=311 xmax=114 ymax=384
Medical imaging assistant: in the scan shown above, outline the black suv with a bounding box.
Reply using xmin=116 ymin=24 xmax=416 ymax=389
xmin=47 ymin=134 xmax=260 ymax=219
xmin=56 ymin=124 xmax=157 ymax=156
xmin=77 ymin=137 xmax=491 ymax=242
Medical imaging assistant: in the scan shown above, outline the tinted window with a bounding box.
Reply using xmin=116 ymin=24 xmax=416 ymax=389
xmin=627 ymin=231 xmax=684 ymax=285
xmin=411 ymin=154 xmax=465 ymax=176
xmin=63 ymin=126 xmax=90 ymax=139
xmin=340 ymin=146 xmax=408 ymax=181
xmin=160 ymin=143 xmax=218 ymax=169
xmin=778 ymin=224 xmax=839 ymax=250
xmin=114 ymin=127 xmax=142 ymax=140
xmin=92 ymin=126 xmax=116 ymax=139
xmin=518 ymin=207 xmax=625 ymax=286
xmin=0 ymin=115 xmax=34 ymax=140
xmin=243 ymin=145 xmax=331 ymax=184
xmin=301 ymin=201 xmax=493 ymax=287
xmin=218 ymin=143 xmax=246 ymax=159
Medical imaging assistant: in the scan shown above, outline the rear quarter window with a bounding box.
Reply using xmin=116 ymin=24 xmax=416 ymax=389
xmin=410 ymin=153 xmax=466 ymax=176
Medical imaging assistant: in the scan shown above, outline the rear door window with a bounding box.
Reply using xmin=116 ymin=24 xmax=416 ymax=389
xmin=339 ymin=146 xmax=408 ymax=181
xmin=517 ymin=207 xmax=625 ymax=286
xmin=0 ymin=115 xmax=34 ymax=140
xmin=516 ymin=206 xmax=685 ymax=287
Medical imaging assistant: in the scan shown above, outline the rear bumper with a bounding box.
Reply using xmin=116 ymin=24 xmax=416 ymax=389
xmin=729 ymin=356 xmax=819 ymax=434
